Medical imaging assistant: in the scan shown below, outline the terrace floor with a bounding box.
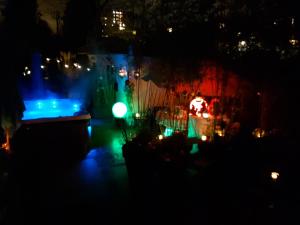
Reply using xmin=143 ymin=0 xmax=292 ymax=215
xmin=2 ymin=118 xmax=300 ymax=225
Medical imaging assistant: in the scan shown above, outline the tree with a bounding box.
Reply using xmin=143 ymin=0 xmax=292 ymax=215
xmin=0 ymin=0 xmax=38 ymax=150
xmin=37 ymin=0 xmax=68 ymax=34
xmin=63 ymin=0 xmax=109 ymax=52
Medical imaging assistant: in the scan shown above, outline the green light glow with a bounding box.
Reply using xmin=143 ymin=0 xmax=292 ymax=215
xmin=112 ymin=102 xmax=127 ymax=118
xmin=164 ymin=128 xmax=174 ymax=137
xmin=111 ymin=137 xmax=124 ymax=164
xmin=190 ymin=143 xmax=199 ymax=154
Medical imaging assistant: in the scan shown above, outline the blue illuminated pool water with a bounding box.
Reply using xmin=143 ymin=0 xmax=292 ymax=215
xmin=22 ymin=99 xmax=82 ymax=120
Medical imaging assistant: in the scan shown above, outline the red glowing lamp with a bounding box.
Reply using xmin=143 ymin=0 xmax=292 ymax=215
xmin=189 ymin=96 xmax=208 ymax=117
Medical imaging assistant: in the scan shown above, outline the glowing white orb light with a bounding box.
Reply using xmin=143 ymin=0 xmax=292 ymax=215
xmin=158 ymin=134 xmax=164 ymax=140
xmin=271 ymin=172 xmax=279 ymax=180
xmin=112 ymin=102 xmax=127 ymax=118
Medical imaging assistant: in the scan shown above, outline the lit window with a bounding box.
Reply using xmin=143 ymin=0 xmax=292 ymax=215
xmin=112 ymin=10 xmax=125 ymax=29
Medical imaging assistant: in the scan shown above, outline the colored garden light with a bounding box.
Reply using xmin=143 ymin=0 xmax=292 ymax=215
xmin=112 ymin=102 xmax=127 ymax=118
xmin=135 ymin=112 xmax=141 ymax=118
xmin=164 ymin=128 xmax=174 ymax=137
xmin=201 ymin=135 xmax=207 ymax=141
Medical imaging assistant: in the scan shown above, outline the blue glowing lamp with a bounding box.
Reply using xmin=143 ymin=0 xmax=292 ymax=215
xmin=112 ymin=102 xmax=127 ymax=118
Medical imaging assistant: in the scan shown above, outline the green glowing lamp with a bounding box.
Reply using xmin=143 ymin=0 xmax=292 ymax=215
xmin=164 ymin=128 xmax=174 ymax=137
xmin=112 ymin=102 xmax=127 ymax=118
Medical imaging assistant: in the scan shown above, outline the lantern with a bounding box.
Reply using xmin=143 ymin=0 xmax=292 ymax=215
xmin=189 ymin=96 xmax=208 ymax=117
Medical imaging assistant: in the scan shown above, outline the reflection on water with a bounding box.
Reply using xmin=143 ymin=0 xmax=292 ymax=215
xmin=78 ymin=128 xmax=126 ymax=183
xmin=78 ymin=149 xmax=104 ymax=184
xmin=111 ymin=137 xmax=124 ymax=164
xmin=87 ymin=125 xmax=92 ymax=137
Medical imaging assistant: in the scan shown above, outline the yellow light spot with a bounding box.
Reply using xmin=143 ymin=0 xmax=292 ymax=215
xmin=202 ymin=112 xmax=209 ymax=118
xmin=289 ymin=39 xmax=298 ymax=46
xmin=167 ymin=27 xmax=173 ymax=33
xmin=271 ymin=172 xmax=279 ymax=180
xmin=240 ymin=40 xmax=246 ymax=46
xmin=1 ymin=129 xmax=11 ymax=152
xmin=216 ymin=129 xmax=225 ymax=137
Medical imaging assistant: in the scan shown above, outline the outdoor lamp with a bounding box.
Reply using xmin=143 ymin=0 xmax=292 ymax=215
xmin=112 ymin=102 xmax=127 ymax=118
